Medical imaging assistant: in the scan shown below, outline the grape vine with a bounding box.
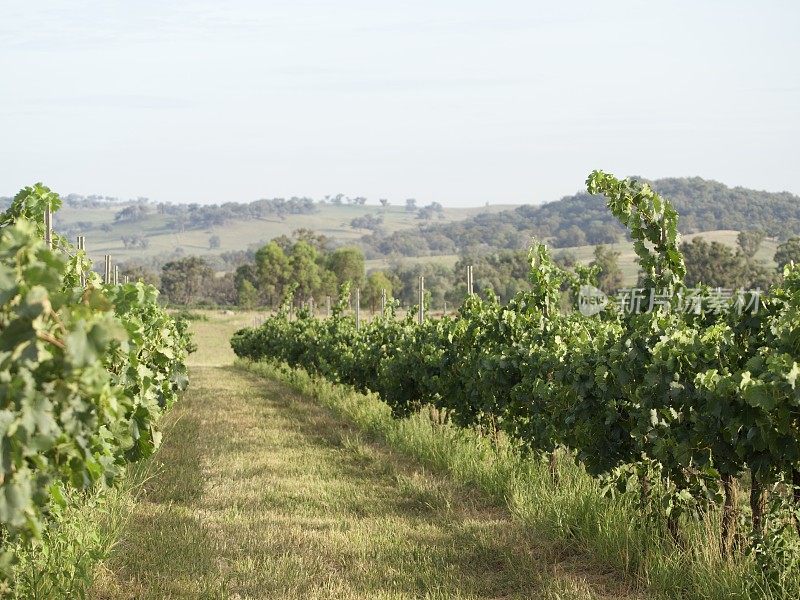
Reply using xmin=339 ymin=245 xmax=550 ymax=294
xmin=0 ymin=184 xmax=192 ymax=573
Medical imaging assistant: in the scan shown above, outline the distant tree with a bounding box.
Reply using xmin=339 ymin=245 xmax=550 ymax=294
xmin=682 ymin=238 xmax=741 ymax=287
xmin=272 ymin=234 xmax=293 ymax=253
xmin=169 ymin=214 xmax=187 ymax=233
xmin=734 ymin=230 xmax=778 ymax=288
xmin=160 ymin=257 xmax=215 ymax=305
xmin=292 ymin=228 xmax=330 ymax=252
xmin=379 ymin=198 xmax=389 ymax=210
xmin=553 ymin=225 xmax=587 ymax=248
xmin=775 ymin=237 xmax=800 ymax=270
xmin=350 ymin=214 xmax=384 ymax=231
xmin=738 ymin=258 xmax=779 ymax=290
xmin=114 ymin=204 xmax=149 ymax=223
xmin=119 ymin=263 xmax=159 ymax=287
xmin=353 ymin=196 xmax=367 ymax=206
xmin=737 ymin=230 xmax=766 ymax=259
xmin=290 ymin=240 xmax=323 ymax=301
xmin=121 ymin=233 xmax=149 ymax=249
xmin=363 ymin=271 xmax=394 ymax=312
xmin=554 ymin=251 xmax=577 ymax=269
xmin=590 ymin=245 xmax=624 ymax=294
xmin=327 ymin=247 xmax=365 ymax=288
xmin=585 ymin=222 xmax=620 ymax=245
xmin=209 ymin=234 xmax=221 ymax=249
xmin=237 ymin=279 xmax=258 ymax=309
xmin=405 ymin=198 xmax=417 ymax=212
xmin=413 ymin=202 xmax=444 ymax=221
xmin=254 ymin=241 xmax=291 ymax=306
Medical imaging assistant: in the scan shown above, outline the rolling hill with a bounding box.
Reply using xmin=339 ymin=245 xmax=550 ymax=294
xmin=0 ymin=193 xmax=515 ymax=270
xmin=3 ymin=176 xmax=797 ymax=277
xmin=361 ymin=177 xmax=800 ymax=258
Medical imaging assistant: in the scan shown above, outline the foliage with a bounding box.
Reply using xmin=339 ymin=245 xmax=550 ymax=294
xmin=0 ymin=183 xmax=192 ymax=580
xmin=775 ymin=237 xmax=800 ymax=271
xmin=160 ymin=256 xmax=216 ymax=305
xmin=327 ymin=247 xmax=366 ymax=289
xmin=682 ymin=236 xmax=778 ymax=289
xmin=363 ymin=271 xmax=393 ymax=310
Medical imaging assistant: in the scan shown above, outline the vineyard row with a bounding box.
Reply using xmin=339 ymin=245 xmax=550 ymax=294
xmin=232 ymin=171 xmax=800 ymax=581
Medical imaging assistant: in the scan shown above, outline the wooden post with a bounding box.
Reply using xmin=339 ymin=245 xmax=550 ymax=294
xmin=418 ymin=276 xmax=425 ymax=324
xmin=444 ymin=300 xmax=447 ymax=315
xmin=124 ymin=275 xmax=130 ymax=284
xmin=77 ymin=236 xmax=86 ymax=286
xmin=355 ymin=288 xmax=361 ymax=330
xmin=467 ymin=265 xmax=474 ymax=296
xmin=44 ymin=206 xmax=52 ymax=249
xmin=381 ymin=288 xmax=386 ymax=314
xmin=104 ymin=255 xmax=111 ymax=284
xmin=114 ymin=265 xmax=119 ymax=285
xmin=326 ymin=295 xmax=331 ymax=318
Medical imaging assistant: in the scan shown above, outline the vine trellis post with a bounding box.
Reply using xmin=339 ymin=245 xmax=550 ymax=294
xmin=418 ymin=276 xmax=425 ymax=324
xmin=355 ymin=288 xmax=361 ymax=330
xmin=77 ymin=235 xmax=86 ymax=286
xmin=44 ymin=206 xmax=52 ymax=249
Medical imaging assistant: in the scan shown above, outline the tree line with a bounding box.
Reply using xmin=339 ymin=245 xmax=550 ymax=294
xmin=150 ymin=228 xmax=800 ymax=310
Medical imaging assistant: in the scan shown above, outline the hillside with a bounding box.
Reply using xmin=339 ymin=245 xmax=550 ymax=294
xmin=4 ymin=176 xmax=797 ymax=275
xmin=362 ymin=177 xmax=800 ymax=258
xmin=0 ymin=193 xmax=515 ymax=270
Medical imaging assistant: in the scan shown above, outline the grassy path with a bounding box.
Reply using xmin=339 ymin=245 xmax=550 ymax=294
xmin=91 ymin=312 xmax=633 ymax=599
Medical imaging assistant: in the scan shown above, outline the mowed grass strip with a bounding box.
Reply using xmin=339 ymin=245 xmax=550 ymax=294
xmin=92 ymin=365 xmax=630 ymax=600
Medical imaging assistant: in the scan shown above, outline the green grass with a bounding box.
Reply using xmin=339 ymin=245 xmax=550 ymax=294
xmin=181 ymin=309 xmax=267 ymax=367
xmin=91 ymin=364 xmax=628 ymax=600
xmin=90 ymin=313 xmax=638 ymax=599
xmin=6 ymin=464 xmax=152 ymax=599
xmin=237 ymin=359 xmax=788 ymax=600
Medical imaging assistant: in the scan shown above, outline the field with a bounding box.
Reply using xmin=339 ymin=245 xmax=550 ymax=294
xmin=52 ymin=202 xmax=516 ymax=266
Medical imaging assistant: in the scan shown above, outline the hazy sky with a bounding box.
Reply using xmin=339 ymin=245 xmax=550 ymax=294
xmin=2 ymin=1 xmax=798 ymax=207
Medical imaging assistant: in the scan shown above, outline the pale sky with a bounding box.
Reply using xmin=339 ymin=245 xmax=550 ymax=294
xmin=1 ymin=1 xmax=798 ymax=207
